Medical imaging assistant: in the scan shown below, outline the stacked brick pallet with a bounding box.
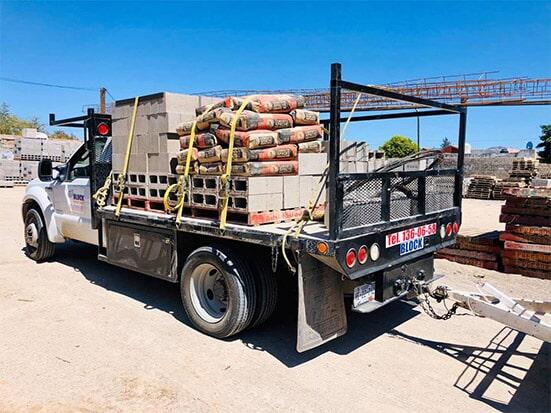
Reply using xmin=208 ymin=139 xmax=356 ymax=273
xmin=466 ymin=175 xmax=497 ymax=199
xmin=435 ymin=231 xmax=501 ymax=270
xmin=492 ymin=158 xmax=538 ymax=200
xmin=14 ymin=137 xmax=81 ymax=163
xmin=499 ymin=187 xmax=551 ymax=279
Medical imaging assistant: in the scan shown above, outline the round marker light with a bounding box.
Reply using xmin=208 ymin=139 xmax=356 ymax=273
xmin=317 ymin=242 xmax=328 ymax=255
xmin=369 ymin=243 xmax=380 ymax=261
xmin=452 ymin=222 xmax=459 ymax=234
xmin=446 ymin=223 xmax=452 ymax=237
xmin=345 ymin=248 xmax=356 ymax=268
xmin=97 ymin=122 xmax=110 ymax=136
xmin=440 ymin=224 xmax=446 ymax=239
xmin=357 ymin=245 xmax=368 ymax=264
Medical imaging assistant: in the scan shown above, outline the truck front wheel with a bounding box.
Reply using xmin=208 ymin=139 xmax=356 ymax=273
xmin=24 ymin=208 xmax=55 ymax=262
xmin=180 ymin=245 xmax=256 ymax=338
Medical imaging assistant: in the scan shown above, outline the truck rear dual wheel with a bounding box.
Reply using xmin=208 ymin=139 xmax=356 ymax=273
xmin=24 ymin=208 xmax=55 ymax=262
xmin=180 ymin=245 xmax=277 ymax=338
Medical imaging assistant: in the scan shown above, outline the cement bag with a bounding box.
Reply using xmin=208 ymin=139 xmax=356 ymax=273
xmin=179 ymin=133 xmax=217 ymax=149
xmin=231 ymin=161 xmax=299 ymax=176
xmin=176 ymin=148 xmax=199 ymax=162
xmin=198 ymin=145 xmax=222 ymax=163
xmin=195 ymin=98 xmax=229 ymax=116
xmin=218 ymin=110 xmax=293 ymax=131
xmin=220 ymin=147 xmax=250 ymax=163
xmin=214 ymin=127 xmax=280 ymax=149
xmin=278 ymin=125 xmax=323 ymax=144
xmin=298 ymin=140 xmax=323 ymax=153
xmin=198 ymin=162 xmax=224 ymax=175
xmin=235 ymin=94 xmax=305 ymax=113
xmin=290 ymin=109 xmax=320 ymax=125
xmin=177 ymin=120 xmax=209 ymax=135
xmin=249 ymin=144 xmax=297 ymax=162
xmin=175 ymin=162 xmax=199 ymax=175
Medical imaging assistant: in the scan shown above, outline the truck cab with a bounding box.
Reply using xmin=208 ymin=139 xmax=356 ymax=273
xmin=22 ymin=110 xmax=111 ymax=259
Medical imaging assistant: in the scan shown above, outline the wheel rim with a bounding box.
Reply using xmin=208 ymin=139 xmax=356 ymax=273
xmin=189 ymin=263 xmax=228 ymax=323
xmin=25 ymin=210 xmax=41 ymax=251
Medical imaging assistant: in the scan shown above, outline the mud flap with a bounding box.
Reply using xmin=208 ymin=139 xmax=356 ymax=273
xmin=297 ymin=254 xmax=347 ymax=352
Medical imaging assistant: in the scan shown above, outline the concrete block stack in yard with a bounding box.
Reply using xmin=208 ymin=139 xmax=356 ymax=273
xmin=499 ymin=187 xmax=551 ymax=279
xmin=492 ymin=158 xmax=538 ymax=200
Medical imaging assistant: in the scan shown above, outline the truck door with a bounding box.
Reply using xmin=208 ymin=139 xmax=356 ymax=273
xmin=52 ymin=144 xmax=97 ymax=245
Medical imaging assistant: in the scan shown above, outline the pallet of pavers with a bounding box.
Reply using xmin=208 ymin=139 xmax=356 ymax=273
xmin=435 ymin=231 xmax=501 ymax=270
xmin=499 ymin=187 xmax=551 ymax=280
xmin=466 ymin=175 xmax=497 ymax=199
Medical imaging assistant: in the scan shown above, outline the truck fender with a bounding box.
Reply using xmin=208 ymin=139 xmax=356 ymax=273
xmin=22 ymin=186 xmax=64 ymax=243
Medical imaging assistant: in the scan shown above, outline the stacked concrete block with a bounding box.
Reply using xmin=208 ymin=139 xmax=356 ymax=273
xmin=110 ymin=92 xmax=220 ymax=202
xmin=0 ymin=159 xmax=21 ymax=181
xmin=20 ymin=161 xmax=38 ymax=181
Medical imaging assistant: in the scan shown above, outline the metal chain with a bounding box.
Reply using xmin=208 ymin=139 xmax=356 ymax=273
xmin=412 ymin=279 xmax=458 ymax=320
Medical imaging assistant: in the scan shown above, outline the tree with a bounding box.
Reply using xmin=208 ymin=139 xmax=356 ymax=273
xmin=441 ymin=137 xmax=452 ymax=148
xmin=536 ymin=124 xmax=551 ymax=163
xmin=380 ymin=135 xmax=419 ymax=158
xmin=0 ymin=103 xmax=45 ymax=135
xmin=49 ymin=129 xmax=79 ymax=140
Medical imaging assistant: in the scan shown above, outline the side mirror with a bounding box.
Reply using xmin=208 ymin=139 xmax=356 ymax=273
xmin=38 ymin=159 xmax=53 ymax=181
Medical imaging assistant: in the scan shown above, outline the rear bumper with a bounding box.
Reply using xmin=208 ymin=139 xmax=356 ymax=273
xmin=307 ymin=207 xmax=460 ymax=280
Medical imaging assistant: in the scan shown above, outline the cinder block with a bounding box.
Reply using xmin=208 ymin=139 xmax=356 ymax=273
xmin=230 ymin=193 xmax=283 ymax=212
xmin=230 ymin=176 xmax=283 ymax=195
xmin=298 ymin=153 xmax=327 ymax=175
xmin=128 ymin=153 xmax=148 ymax=172
xmin=299 ymin=175 xmax=325 ymax=207
xmin=283 ymin=175 xmax=300 ymax=208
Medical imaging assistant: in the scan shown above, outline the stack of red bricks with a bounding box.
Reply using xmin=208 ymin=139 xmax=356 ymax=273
xmin=435 ymin=231 xmax=501 ymax=270
xmin=499 ymin=187 xmax=551 ymax=279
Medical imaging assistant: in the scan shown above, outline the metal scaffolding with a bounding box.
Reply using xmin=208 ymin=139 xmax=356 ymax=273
xmin=197 ymin=72 xmax=551 ymax=112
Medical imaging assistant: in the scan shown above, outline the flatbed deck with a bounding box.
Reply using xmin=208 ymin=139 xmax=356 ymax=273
xmin=100 ymin=205 xmax=330 ymax=248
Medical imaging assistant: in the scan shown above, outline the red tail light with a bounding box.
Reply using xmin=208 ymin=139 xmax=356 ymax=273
xmin=345 ymin=248 xmax=356 ymax=268
xmin=452 ymin=222 xmax=459 ymax=234
xmin=357 ymin=245 xmax=368 ymax=264
xmin=97 ymin=122 xmax=110 ymax=136
xmin=446 ymin=223 xmax=452 ymax=236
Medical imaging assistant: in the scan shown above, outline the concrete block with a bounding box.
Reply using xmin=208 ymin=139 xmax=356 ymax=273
xmin=128 ymin=153 xmax=148 ymax=172
xmin=230 ymin=193 xmax=283 ymax=212
xmin=298 ymin=153 xmax=327 ymax=175
xmin=112 ymin=153 xmax=124 ymax=171
xmin=230 ymin=176 xmax=283 ymax=195
xmin=300 ymin=175 xmax=325 ymax=207
xmin=283 ymin=175 xmax=300 ymax=208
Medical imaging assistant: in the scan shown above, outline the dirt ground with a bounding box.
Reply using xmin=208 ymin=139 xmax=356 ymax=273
xmin=0 ymin=187 xmax=549 ymax=412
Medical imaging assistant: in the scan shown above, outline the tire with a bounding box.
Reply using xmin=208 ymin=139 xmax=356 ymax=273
xmin=180 ymin=245 xmax=256 ymax=338
xmin=24 ymin=208 xmax=55 ymax=262
xmin=249 ymin=257 xmax=278 ymax=328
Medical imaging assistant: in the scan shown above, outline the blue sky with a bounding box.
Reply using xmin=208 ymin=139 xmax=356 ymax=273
xmin=1 ymin=1 xmax=549 ymax=149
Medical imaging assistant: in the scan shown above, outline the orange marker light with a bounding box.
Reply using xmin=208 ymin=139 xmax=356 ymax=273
xmin=317 ymin=242 xmax=328 ymax=255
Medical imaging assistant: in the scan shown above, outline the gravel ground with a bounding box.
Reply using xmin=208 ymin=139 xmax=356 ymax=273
xmin=0 ymin=188 xmax=549 ymax=412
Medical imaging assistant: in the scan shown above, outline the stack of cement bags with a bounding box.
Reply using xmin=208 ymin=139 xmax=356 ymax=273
xmin=175 ymin=94 xmax=324 ymax=177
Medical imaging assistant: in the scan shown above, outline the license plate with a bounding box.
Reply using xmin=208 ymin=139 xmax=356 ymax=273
xmin=353 ymin=282 xmax=376 ymax=307
xmin=386 ymin=223 xmax=437 ymax=248
xmin=399 ymin=237 xmax=424 ymax=255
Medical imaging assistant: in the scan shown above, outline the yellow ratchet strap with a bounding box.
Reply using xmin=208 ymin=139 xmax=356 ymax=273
xmin=93 ymin=171 xmax=112 ymax=208
xmin=219 ymin=98 xmax=251 ymax=230
xmin=163 ymin=120 xmax=197 ymax=224
xmin=115 ymin=97 xmax=139 ymax=217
